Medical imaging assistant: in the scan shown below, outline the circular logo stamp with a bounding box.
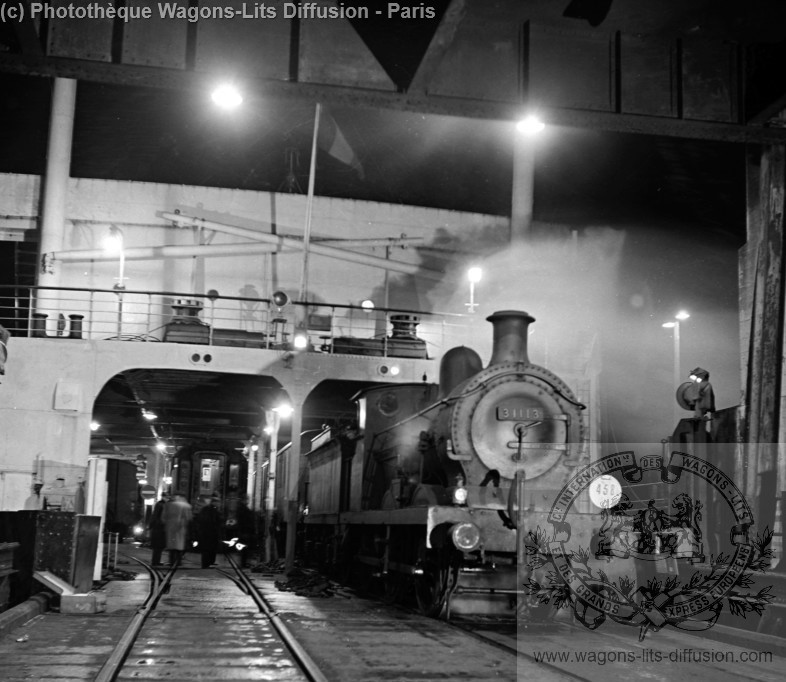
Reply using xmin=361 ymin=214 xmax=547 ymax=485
xmin=524 ymin=450 xmax=774 ymax=639
xmin=588 ymin=474 xmax=622 ymax=509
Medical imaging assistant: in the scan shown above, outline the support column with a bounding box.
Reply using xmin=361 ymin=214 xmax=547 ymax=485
xmin=37 ymin=78 xmax=77 ymax=290
xmin=742 ymin=141 xmax=785 ymax=533
xmin=284 ymin=405 xmax=303 ymax=572
xmin=511 ymin=130 xmax=536 ymax=243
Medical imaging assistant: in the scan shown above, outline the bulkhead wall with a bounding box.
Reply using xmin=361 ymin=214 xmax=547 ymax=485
xmin=0 ymin=173 xmax=509 ymax=310
xmin=0 ymin=337 xmax=433 ymax=511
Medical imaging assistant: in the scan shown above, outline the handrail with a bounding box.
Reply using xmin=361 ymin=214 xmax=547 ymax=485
xmin=0 ymin=284 xmax=467 ymax=318
xmin=0 ymin=284 xmax=475 ymax=360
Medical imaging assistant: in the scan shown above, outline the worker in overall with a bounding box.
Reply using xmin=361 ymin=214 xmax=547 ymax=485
xmin=684 ymin=367 xmax=715 ymax=420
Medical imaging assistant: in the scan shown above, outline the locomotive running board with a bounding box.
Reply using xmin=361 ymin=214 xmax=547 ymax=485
xmin=445 ymin=566 xmax=522 ymax=619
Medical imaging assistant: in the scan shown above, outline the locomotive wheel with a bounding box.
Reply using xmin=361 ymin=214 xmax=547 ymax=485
xmin=414 ymin=545 xmax=450 ymax=617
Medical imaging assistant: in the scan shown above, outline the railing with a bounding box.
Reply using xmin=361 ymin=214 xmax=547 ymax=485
xmin=102 ymin=532 xmax=120 ymax=571
xmin=0 ymin=284 xmax=476 ymax=360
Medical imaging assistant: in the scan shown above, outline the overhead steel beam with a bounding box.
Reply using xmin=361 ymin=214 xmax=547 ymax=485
xmin=3 ymin=53 xmax=786 ymax=144
xmin=408 ymin=0 xmax=467 ymax=95
xmin=747 ymin=92 xmax=786 ymax=126
xmin=11 ymin=11 xmax=44 ymax=60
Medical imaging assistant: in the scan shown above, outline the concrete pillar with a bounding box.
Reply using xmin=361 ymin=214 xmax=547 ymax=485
xmin=85 ymin=457 xmax=107 ymax=581
xmin=511 ymin=130 xmax=536 ymax=243
xmin=37 ymin=78 xmax=77 ymax=290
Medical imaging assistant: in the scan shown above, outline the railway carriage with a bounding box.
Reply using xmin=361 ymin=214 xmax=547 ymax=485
xmin=170 ymin=441 xmax=248 ymax=523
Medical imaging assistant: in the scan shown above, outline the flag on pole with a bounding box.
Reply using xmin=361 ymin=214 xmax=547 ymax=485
xmin=317 ymin=109 xmax=365 ymax=179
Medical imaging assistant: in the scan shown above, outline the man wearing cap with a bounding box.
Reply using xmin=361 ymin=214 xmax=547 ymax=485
xmin=685 ymin=367 xmax=715 ymax=420
xmin=195 ymin=493 xmax=224 ymax=568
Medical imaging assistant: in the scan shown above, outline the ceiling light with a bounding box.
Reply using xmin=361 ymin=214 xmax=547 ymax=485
xmin=90 ymin=421 xmax=100 ymax=431
xmin=516 ymin=115 xmax=545 ymax=135
xmin=156 ymin=442 xmax=167 ymax=452
xmin=142 ymin=409 xmax=157 ymax=421
xmin=211 ymin=83 xmax=243 ymax=109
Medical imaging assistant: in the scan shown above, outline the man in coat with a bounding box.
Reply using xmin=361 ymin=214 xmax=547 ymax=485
xmin=164 ymin=493 xmax=192 ymax=567
xmin=148 ymin=493 xmax=169 ymax=566
xmin=232 ymin=494 xmax=256 ymax=568
xmin=195 ymin=493 xmax=224 ymax=568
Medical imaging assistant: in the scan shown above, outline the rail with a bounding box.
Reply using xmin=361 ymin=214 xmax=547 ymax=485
xmin=93 ymin=552 xmax=328 ymax=682
xmin=0 ymin=284 xmax=477 ymax=360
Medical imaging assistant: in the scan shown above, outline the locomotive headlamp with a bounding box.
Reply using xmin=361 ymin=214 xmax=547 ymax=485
xmin=450 ymin=522 xmax=481 ymax=552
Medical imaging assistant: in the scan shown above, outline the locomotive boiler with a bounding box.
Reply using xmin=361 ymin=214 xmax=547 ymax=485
xmin=302 ymin=310 xmax=593 ymax=618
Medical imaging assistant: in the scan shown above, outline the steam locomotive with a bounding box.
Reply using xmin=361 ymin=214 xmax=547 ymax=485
xmin=301 ymin=310 xmax=595 ymax=618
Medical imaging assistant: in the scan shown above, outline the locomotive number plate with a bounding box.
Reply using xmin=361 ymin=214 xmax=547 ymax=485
xmin=496 ymin=405 xmax=544 ymax=421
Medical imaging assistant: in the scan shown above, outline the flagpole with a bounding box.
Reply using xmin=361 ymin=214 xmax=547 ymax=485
xmin=299 ymin=102 xmax=321 ymax=304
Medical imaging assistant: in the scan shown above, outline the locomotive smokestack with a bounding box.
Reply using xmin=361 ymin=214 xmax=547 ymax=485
xmin=486 ymin=310 xmax=535 ymax=365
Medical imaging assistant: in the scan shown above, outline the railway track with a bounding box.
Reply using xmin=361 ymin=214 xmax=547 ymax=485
xmin=93 ymin=554 xmax=328 ymax=682
xmin=2 ymin=545 xmax=783 ymax=681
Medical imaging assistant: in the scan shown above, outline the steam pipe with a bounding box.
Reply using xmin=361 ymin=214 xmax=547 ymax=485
xmin=486 ymin=310 xmax=535 ymax=365
xmin=52 ymin=242 xmax=280 ymax=261
xmin=160 ymin=212 xmax=444 ymax=282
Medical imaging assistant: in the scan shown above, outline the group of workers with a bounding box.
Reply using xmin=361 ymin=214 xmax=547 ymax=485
xmin=147 ymin=492 xmax=256 ymax=569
